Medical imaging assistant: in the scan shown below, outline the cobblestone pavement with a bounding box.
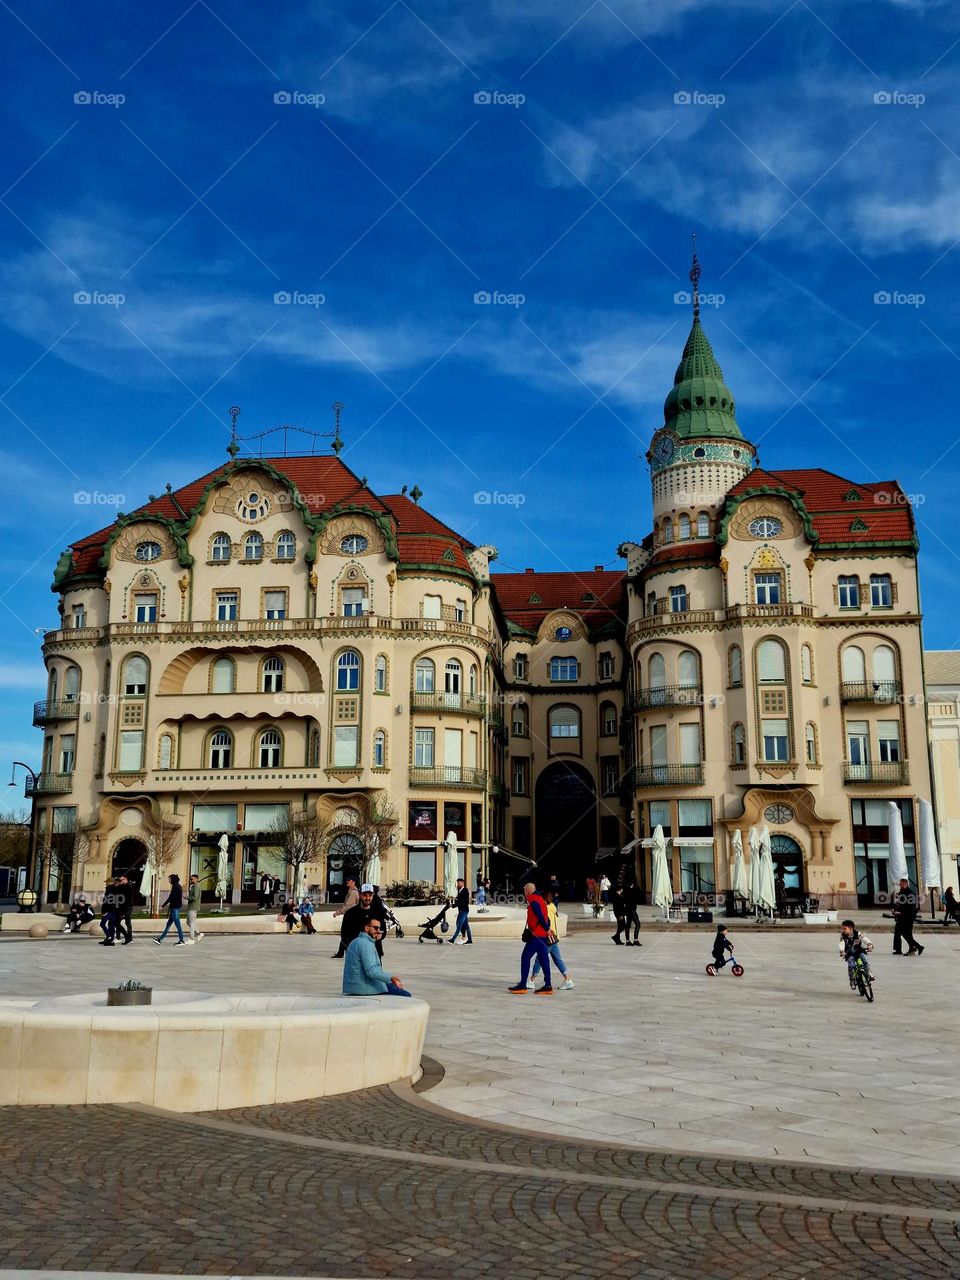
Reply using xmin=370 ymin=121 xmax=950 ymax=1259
xmin=2 ymin=1089 xmax=959 ymax=1279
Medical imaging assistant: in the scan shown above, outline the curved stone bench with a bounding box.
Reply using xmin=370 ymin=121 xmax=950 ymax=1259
xmin=0 ymin=990 xmax=428 ymax=1111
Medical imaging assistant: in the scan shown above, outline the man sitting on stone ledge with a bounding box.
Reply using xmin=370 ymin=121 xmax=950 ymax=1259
xmin=343 ymin=919 xmax=411 ymax=997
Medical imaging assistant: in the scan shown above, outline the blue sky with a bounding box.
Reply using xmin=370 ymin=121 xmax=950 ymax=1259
xmin=1 ymin=0 xmax=959 ymax=787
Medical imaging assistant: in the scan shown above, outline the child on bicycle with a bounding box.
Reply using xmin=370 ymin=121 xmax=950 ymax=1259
xmin=839 ymin=919 xmax=876 ymax=987
xmin=711 ymin=924 xmax=735 ymax=972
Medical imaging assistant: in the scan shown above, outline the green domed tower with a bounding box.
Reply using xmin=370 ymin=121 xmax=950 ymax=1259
xmin=647 ymin=241 xmax=757 ymax=538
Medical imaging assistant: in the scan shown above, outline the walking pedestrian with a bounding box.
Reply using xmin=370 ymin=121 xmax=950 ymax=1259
xmin=298 ymin=894 xmax=317 ymax=934
xmin=99 ymin=878 xmax=118 ymax=946
xmin=475 ymin=879 xmax=487 ymax=912
xmin=343 ymin=919 xmax=411 ymax=997
xmin=508 ymin=883 xmax=554 ymax=994
xmin=548 ymin=874 xmax=561 ymax=906
xmin=529 ymin=896 xmax=574 ymax=990
xmin=114 ymin=874 xmax=133 ymax=945
xmin=330 ymin=877 xmax=360 ymax=957
xmin=154 ymin=874 xmax=186 ymax=945
xmin=610 ymin=883 xmax=626 ymax=944
xmin=615 ymin=881 xmax=642 ymax=946
xmin=257 ymin=871 xmax=272 ymax=911
xmin=892 ymin=877 xmax=924 ymax=956
xmin=450 ymin=877 xmax=473 ymax=944
xmin=599 ymin=873 xmax=611 ymax=906
xmin=186 ymin=873 xmax=204 ymax=944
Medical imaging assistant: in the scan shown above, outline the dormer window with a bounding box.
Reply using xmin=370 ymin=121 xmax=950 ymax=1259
xmin=340 ymin=533 xmax=368 ymax=554
xmin=135 ymin=541 xmax=162 ymax=562
xmin=238 ymin=492 xmax=270 ymax=521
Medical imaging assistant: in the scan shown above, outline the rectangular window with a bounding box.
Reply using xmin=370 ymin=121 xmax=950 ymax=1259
xmin=601 ymin=757 xmax=619 ymax=796
xmin=878 ymin=720 xmax=901 ymax=762
xmin=264 ymin=590 xmax=286 ymax=620
xmin=649 ymin=724 xmax=667 ymax=766
xmin=679 ymin=723 xmax=700 ymax=764
xmin=242 ymin=803 xmax=288 ymax=831
xmin=333 ymin=725 xmax=359 ymax=766
xmin=677 ymin=798 xmax=711 ymax=835
xmin=847 ymin=719 xmax=869 ymax=765
xmin=118 ymin=730 xmax=143 ymax=772
xmin=72 ymin=605 xmax=86 ymax=628
xmin=422 ymin=595 xmax=442 ymax=619
xmin=59 ymin=734 xmax=76 ymax=774
xmin=870 ymin=575 xmax=892 ymax=607
xmin=761 ymin=719 xmax=789 ymax=761
xmin=408 ymin=801 xmax=437 ymax=840
xmin=550 ymin=656 xmax=578 ymax=682
xmin=454 ymin=599 xmax=467 ymax=622
xmin=649 ymin=800 xmax=671 ymax=837
xmin=134 ymin=593 xmax=157 ymax=623
xmin=512 ymin=758 xmax=527 ymax=795
xmin=838 ymin=576 xmax=860 ymax=608
xmin=754 ymin=573 xmax=782 ymax=606
xmin=680 ymin=845 xmax=715 ymax=896
xmin=216 ymin=592 xmax=238 ymax=622
xmin=514 ymin=653 xmax=528 ymax=680
xmin=599 ymin=652 xmax=615 ymax=679
xmin=414 ymin=728 xmax=435 ymax=767
xmin=670 ymin=585 xmax=688 ymax=613
xmin=408 ymin=848 xmax=437 ymax=882
xmin=342 ymin=587 xmax=366 ymax=617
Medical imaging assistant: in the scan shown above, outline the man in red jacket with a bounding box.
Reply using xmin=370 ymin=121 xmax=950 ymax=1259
xmin=508 ymin=882 xmax=554 ymax=994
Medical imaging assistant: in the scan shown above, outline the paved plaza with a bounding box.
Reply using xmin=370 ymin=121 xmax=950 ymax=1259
xmin=1 ymin=923 xmax=959 ymax=1277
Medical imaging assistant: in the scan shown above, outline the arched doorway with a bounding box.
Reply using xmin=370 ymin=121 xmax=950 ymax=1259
xmin=535 ymin=761 xmax=596 ymax=892
xmin=770 ymin=834 xmax=804 ymax=905
xmin=326 ymin=832 xmax=364 ymax=902
xmin=111 ymin=838 xmax=149 ymax=906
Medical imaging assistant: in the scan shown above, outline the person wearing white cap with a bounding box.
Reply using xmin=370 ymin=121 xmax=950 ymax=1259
xmin=338 ymin=883 xmax=388 ymax=959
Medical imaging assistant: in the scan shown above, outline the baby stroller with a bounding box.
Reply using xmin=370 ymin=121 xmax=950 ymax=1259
xmin=418 ymin=902 xmax=450 ymax=944
xmin=382 ymin=906 xmax=405 ymax=940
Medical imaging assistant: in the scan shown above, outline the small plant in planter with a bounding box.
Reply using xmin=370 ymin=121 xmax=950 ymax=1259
xmin=107 ymin=978 xmax=153 ymax=1007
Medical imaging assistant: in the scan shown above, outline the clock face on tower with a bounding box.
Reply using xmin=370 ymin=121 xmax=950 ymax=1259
xmin=650 ymin=435 xmax=675 ymax=469
xmin=764 ymin=803 xmax=793 ymax=825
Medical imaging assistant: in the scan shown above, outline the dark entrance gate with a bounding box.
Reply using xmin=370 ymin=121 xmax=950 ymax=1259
xmin=534 ymin=761 xmax=596 ymax=892
xmin=111 ymin=838 xmax=149 ymax=906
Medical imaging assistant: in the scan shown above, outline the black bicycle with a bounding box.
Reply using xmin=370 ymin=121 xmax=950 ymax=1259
xmin=850 ymin=954 xmax=875 ymax=1003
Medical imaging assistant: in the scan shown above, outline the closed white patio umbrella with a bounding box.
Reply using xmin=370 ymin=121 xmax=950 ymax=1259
xmin=730 ymin=829 xmax=748 ymax=900
xmin=443 ymin=831 xmax=458 ymax=899
xmin=887 ymin=801 xmax=909 ymax=886
xmin=757 ymin=825 xmax=776 ymax=914
xmin=651 ymin=825 xmax=672 ymax=918
xmin=748 ymin=825 xmax=761 ymax=908
xmin=367 ymin=832 xmax=382 ymax=890
xmin=216 ymin=833 xmax=229 ymax=908
xmin=918 ymin=799 xmax=941 ymax=890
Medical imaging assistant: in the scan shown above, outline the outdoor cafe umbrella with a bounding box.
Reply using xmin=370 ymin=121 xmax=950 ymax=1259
xmin=918 ymin=798 xmax=941 ymax=891
xmin=757 ymin=825 xmax=776 ymax=914
xmin=139 ymin=851 xmax=154 ymax=912
xmin=748 ymin=825 xmax=761 ymax=907
xmin=367 ymin=832 xmax=382 ymax=891
xmin=730 ymin=829 xmax=748 ymax=900
xmin=216 ymin=833 xmax=229 ymax=907
xmin=443 ymin=831 xmax=459 ymax=899
xmin=887 ymin=801 xmax=909 ymax=886
xmin=651 ymin=824 xmax=672 ymax=918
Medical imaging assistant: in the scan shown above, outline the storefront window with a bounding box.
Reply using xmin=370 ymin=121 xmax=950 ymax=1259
xmin=408 ymin=801 xmax=437 ymax=840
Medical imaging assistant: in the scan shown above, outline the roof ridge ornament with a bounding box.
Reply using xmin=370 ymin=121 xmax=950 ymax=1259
xmin=227 ymin=406 xmax=241 ymax=459
xmin=332 ymin=401 xmax=345 ymax=455
xmin=689 ymin=232 xmax=701 ymax=322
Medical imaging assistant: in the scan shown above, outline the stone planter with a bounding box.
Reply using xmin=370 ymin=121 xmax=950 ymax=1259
xmin=107 ymin=987 xmax=152 ymax=1007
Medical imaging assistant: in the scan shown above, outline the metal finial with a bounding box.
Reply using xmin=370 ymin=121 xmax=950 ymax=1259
xmin=331 ymin=400 xmax=345 ymax=455
xmin=227 ymin=406 xmax=241 ymax=458
xmin=410 ymin=483 xmax=423 ymax=505
xmin=689 ymin=233 xmax=701 ymax=321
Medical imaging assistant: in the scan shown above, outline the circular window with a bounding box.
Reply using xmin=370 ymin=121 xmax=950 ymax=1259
xmin=340 ymin=534 xmax=368 ymax=554
xmin=237 ymin=492 xmax=270 ymax=521
xmin=748 ymin=516 xmax=782 ymax=539
xmin=693 ymin=446 xmax=706 ymax=459
xmin=135 ymin=541 xmax=162 ymax=561
xmin=764 ymin=803 xmax=794 ymax=824
xmin=555 ymin=626 xmax=573 ymax=641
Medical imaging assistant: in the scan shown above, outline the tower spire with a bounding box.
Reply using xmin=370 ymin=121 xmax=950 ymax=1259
xmin=689 ymin=232 xmax=701 ymax=321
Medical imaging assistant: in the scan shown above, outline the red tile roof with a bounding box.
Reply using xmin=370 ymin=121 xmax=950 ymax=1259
xmin=492 ymin=569 xmax=626 ymax=633
xmin=380 ymin=494 xmax=474 ymax=547
xmin=727 ymin=467 xmax=916 ymax=546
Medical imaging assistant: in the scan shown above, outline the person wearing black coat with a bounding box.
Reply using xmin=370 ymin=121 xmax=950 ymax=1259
xmin=114 ymin=875 xmax=133 ymax=944
xmin=943 ymin=885 xmax=960 ymax=927
xmin=615 ymin=882 xmax=642 ymax=946
xmin=154 ymin=874 xmax=185 ymax=945
xmin=450 ymin=879 xmax=472 ymax=944
xmin=892 ymin=878 xmax=924 ymax=956
xmin=340 ymin=886 xmax=387 ymax=958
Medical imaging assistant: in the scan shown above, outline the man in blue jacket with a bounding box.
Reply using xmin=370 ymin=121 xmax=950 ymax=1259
xmin=343 ymin=919 xmax=411 ymax=996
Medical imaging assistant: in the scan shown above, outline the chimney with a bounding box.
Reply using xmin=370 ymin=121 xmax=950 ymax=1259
xmin=525 ymin=567 xmax=534 ymax=573
xmin=593 ymin=565 xmax=603 ymax=572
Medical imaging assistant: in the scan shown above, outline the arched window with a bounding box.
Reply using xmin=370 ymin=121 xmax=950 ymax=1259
xmin=805 ymin=722 xmax=818 ymax=764
xmin=648 ymin=652 xmax=665 ymax=688
xmin=49 ymin=668 xmax=58 ymax=701
xmin=647 ymin=591 xmax=657 ymax=617
xmin=336 ymin=649 xmax=361 ymax=691
xmin=373 ymin=729 xmax=386 ymax=768
xmin=414 ymin=657 xmax=435 ymax=693
xmin=678 ymin=514 xmax=691 ymax=540
xmin=374 ymin=654 xmax=387 ymax=693
xmin=209 ymin=728 xmax=232 ymax=769
xmin=732 ymin=723 xmax=745 ymax=765
xmin=757 ymin=639 xmax=786 ymax=682
xmin=549 ymin=705 xmax=580 ymax=741
xmin=728 ymin=644 xmax=743 ymax=686
xmin=469 ymin=664 xmax=478 ymax=696
xmin=122 ymin=655 xmax=148 ymax=696
xmin=275 ymin=531 xmax=296 ymax=560
xmin=841 ymin=645 xmax=866 ymax=683
xmin=258 ymin=728 xmax=282 ymax=768
xmin=696 ymin=512 xmax=709 ymax=538
xmin=678 ymin=651 xmax=698 ymax=689
xmin=212 ymin=657 xmax=235 ymax=694
xmin=838 ymin=575 xmax=860 ymax=608
xmin=873 ymin=644 xmax=896 ymax=683
xmin=309 ymin=728 xmax=321 ymax=768
xmin=158 ymin=733 xmax=173 ymax=769
xmin=663 ymin=519 xmax=673 ymax=544
xmin=600 ymin=701 xmax=617 ymax=735
xmin=870 ymin=574 xmax=892 ymax=607
xmin=211 ymin=533 xmax=231 ymax=562
xmin=670 ymin=584 xmax=688 ymax=613
xmin=63 ymin=666 xmax=80 ymax=701
xmin=263 ymin=656 xmax=285 ymax=693
xmin=444 ymin=659 xmax=462 ymax=694
xmin=801 ymin=644 xmax=813 ymax=684
xmin=244 ymin=531 xmax=264 ymax=561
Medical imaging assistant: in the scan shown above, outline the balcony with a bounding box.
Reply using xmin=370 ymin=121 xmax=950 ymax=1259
xmin=626 ymin=602 xmax=814 ymax=644
xmin=490 ymin=777 xmax=510 ymax=801
xmin=32 ymin=698 xmax=80 ymax=726
xmin=843 ymin=760 xmax=910 ymax=785
xmin=410 ymin=691 xmax=487 ymax=718
xmin=24 ymin=772 xmax=73 ymax=796
xmin=628 ymin=685 xmax=703 ymax=713
xmin=630 ymin=763 xmax=704 ymax=788
xmin=840 ymin=680 xmax=902 ymax=704
xmin=409 ymin=766 xmax=487 ymax=791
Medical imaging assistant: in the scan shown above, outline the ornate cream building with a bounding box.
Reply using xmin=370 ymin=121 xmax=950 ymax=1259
xmin=29 ymin=287 xmax=934 ymax=911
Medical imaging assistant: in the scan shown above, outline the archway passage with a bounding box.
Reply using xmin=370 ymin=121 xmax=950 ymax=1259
xmin=326 ymin=832 xmax=364 ymax=902
xmin=769 ymin=834 xmax=804 ymax=904
xmin=111 ymin=838 xmax=149 ymax=906
xmin=534 ymin=761 xmax=597 ymax=893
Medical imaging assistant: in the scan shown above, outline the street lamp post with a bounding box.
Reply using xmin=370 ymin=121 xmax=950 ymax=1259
xmin=8 ymin=763 xmax=40 ymax=912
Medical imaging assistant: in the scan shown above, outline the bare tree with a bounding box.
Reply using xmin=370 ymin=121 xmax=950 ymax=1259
xmin=48 ymin=828 xmax=92 ymax=906
xmin=144 ymin=816 xmax=184 ymax=917
xmin=354 ymin=793 xmax=399 ymax=884
xmin=0 ymin=809 xmax=30 ymax=872
xmin=268 ymin=808 xmax=330 ymax=899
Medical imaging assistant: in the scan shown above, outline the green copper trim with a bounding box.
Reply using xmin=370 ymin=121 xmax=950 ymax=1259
xmin=661 ymin=317 xmax=744 ymax=442
xmin=716 ymin=486 xmax=819 ymax=548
